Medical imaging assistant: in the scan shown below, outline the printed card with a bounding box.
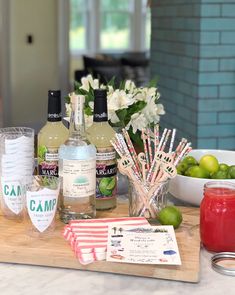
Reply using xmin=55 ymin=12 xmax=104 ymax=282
xmin=106 ymin=225 xmax=181 ymax=265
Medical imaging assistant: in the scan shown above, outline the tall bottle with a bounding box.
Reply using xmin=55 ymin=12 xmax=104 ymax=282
xmin=58 ymin=93 xmax=96 ymax=223
xmin=37 ymin=90 xmax=68 ymax=177
xmin=86 ymin=89 xmax=117 ymax=210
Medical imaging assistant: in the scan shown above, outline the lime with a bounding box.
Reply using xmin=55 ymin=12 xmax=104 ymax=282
xmin=219 ymin=163 xmax=229 ymax=172
xmin=182 ymin=156 xmax=198 ymax=166
xmin=176 ymin=162 xmax=188 ymax=174
xmin=211 ymin=170 xmax=227 ymax=179
xmin=99 ymin=177 xmax=114 ymax=196
xmin=106 ymin=177 xmax=116 ymax=190
xmin=228 ymin=165 xmax=235 ymax=179
xmin=158 ymin=206 xmax=183 ymax=229
xmin=177 ymin=169 xmax=183 ymax=175
xmin=38 ymin=145 xmax=47 ymax=159
xmin=187 ymin=165 xmax=210 ymax=178
xmin=199 ymin=155 xmax=219 ymax=174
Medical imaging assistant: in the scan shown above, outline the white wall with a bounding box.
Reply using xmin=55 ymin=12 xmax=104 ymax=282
xmin=9 ymin=0 xmax=59 ymax=132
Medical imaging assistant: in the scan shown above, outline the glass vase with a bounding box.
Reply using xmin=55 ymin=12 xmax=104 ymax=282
xmin=128 ymin=180 xmax=169 ymax=220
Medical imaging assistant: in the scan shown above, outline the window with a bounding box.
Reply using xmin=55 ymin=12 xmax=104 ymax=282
xmin=69 ymin=0 xmax=151 ymax=54
xmin=100 ymin=0 xmax=132 ymax=50
xmin=69 ymin=0 xmax=88 ymax=52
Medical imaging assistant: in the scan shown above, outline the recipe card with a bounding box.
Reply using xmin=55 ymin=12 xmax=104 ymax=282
xmin=106 ymin=225 xmax=181 ymax=265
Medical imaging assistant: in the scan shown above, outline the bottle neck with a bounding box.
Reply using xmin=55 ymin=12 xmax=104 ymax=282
xmin=47 ymin=91 xmax=62 ymax=122
xmin=68 ymin=99 xmax=86 ymax=140
xmin=47 ymin=116 xmax=62 ymax=122
xmin=93 ymin=96 xmax=108 ymax=123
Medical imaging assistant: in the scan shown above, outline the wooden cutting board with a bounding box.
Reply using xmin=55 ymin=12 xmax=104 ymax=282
xmin=0 ymin=202 xmax=200 ymax=283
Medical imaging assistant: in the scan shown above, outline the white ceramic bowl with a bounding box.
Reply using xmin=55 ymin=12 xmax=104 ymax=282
xmin=169 ymin=149 xmax=235 ymax=206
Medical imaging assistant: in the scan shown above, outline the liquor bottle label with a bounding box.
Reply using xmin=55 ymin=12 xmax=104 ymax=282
xmin=96 ymin=147 xmax=117 ymax=200
xmin=62 ymin=159 xmax=96 ymax=198
xmin=26 ymin=187 xmax=59 ymax=233
xmin=38 ymin=145 xmax=59 ymax=177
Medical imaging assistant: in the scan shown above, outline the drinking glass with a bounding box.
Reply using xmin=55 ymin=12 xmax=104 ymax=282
xmin=128 ymin=180 xmax=169 ymax=220
xmin=0 ymin=127 xmax=34 ymax=221
xmin=23 ymin=175 xmax=60 ymax=238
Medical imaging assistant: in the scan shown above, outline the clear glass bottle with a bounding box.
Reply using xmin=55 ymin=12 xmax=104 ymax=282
xmin=86 ymin=89 xmax=117 ymax=210
xmin=37 ymin=90 xmax=68 ymax=177
xmin=58 ymin=93 xmax=96 ymax=223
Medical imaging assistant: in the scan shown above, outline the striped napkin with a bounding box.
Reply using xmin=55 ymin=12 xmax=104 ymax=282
xmin=63 ymin=217 xmax=149 ymax=265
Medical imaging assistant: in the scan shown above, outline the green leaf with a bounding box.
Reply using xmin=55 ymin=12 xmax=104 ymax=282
xmin=123 ymin=101 xmax=147 ymax=125
xmin=119 ymin=80 xmax=126 ymax=90
xmin=84 ymin=106 xmax=93 ymax=116
xmin=65 ymin=95 xmax=70 ymax=104
xmin=128 ymin=127 xmax=143 ymax=150
xmin=74 ymin=81 xmax=81 ymax=91
xmin=115 ymin=109 xmax=128 ymax=122
xmin=109 ymin=121 xmax=125 ymax=128
xmin=147 ymin=76 xmax=159 ymax=88
xmin=107 ymin=77 xmax=116 ymax=88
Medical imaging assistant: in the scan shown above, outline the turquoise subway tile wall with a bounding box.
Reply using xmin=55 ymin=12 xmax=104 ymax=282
xmin=151 ymin=0 xmax=235 ymax=150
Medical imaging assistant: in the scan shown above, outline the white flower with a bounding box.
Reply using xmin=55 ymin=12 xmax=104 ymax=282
xmin=124 ymin=80 xmax=136 ymax=93
xmin=88 ymin=101 xmax=94 ymax=111
xmin=80 ymin=74 xmax=99 ymax=92
xmin=141 ymin=97 xmax=165 ymax=125
xmin=134 ymin=87 xmax=158 ymax=102
xmin=108 ymin=110 xmax=120 ymax=124
xmin=126 ymin=113 xmax=148 ymax=134
xmin=107 ymin=90 xmax=135 ymax=112
xmin=67 ymin=75 xmax=165 ymax=139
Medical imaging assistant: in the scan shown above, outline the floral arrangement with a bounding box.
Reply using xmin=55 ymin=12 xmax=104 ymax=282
xmin=65 ymin=74 xmax=165 ymax=146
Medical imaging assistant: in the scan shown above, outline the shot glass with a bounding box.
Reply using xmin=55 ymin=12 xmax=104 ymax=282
xmin=0 ymin=127 xmax=34 ymax=221
xmin=23 ymin=175 xmax=60 ymax=238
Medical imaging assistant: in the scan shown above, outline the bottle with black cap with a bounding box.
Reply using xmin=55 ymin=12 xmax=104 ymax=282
xmin=37 ymin=90 xmax=68 ymax=177
xmin=87 ymin=89 xmax=117 ymax=210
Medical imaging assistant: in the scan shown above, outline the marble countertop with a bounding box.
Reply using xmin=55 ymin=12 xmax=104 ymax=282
xmin=1 ymin=249 xmax=235 ymax=295
xmin=1 ymin=195 xmax=235 ymax=295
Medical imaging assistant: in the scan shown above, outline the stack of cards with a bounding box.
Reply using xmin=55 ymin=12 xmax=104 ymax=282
xmin=106 ymin=225 xmax=181 ymax=265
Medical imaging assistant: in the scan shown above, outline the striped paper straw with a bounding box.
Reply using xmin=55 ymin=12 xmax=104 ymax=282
xmin=174 ymin=142 xmax=192 ymax=166
xmin=169 ymin=128 xmax=176 ymax=153
xmin=147 ymin=128 xmax=153 ymax=164
xmin=122 ymin=129 xmax=142 ymax=177
xmin=154 ymin=124 xmax=159 ymax=155
xmin=160 ymin=129 xmax=171 ymax=152
xmin=142 ymin=129 xmax=150 ymax=170
xmin=157 ymin=128 xmax=167 ymax=151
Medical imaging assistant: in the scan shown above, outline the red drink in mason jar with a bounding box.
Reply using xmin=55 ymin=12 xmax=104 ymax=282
xmin=200 ymin=181 xmax=235 ymax=252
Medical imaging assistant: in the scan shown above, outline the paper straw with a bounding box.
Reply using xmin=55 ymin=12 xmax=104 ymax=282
xmin=142 ymin=129 xmax=150 ymax=170
xmin=157 ymin=128 xmax=167 ymax=151
xmin=147 ymin=128 xmax=153 ymax=164
xmin=174 ymin=142 xmax=192 ymax=166
xmin=169 ymin=128 xmax=176 ymax=153
xmin=173 ymin=137 xmax=185 ymax=160
xmin=160 ymin=129 xmax=171 ymax=152
xmin=110 ymin=140 xmax=123 ymax=157
xmin=115 ymin=133 xmax=128 ymax=155
xmin=154 ymin=124 xmax=159 ymax=154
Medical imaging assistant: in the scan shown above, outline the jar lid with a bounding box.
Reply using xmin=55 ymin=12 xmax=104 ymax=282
xmin=211 ymin=252 xmax=235 ymax=276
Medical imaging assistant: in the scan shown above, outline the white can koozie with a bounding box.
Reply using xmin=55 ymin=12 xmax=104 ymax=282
xmin=1 ymin=177 xmax=23 ymax=215
xmin=26 ymin=187 xmax=59 ymax=233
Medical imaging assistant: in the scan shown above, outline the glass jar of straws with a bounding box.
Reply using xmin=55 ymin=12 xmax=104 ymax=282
xmin=128 ymin=179 xmax=169 ymax=219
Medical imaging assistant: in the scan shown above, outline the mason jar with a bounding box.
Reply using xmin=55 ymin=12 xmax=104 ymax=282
xmin=200 ymin=181 xmax=235 ymax=252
